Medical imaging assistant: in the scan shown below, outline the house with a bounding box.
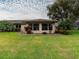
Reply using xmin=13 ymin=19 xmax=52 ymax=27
xmin=20 ymin=19 xmax=57 ymax=34
xmin=4 ymin=19 xmax=57 ymax=34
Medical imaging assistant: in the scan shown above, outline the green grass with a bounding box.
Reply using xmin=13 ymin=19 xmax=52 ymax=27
xmin=0 ymin=32 xmax=78 ymax=59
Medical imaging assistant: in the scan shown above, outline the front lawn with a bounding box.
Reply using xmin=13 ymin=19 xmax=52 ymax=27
xmin=0 ymin=32 xmax=78 ymax=59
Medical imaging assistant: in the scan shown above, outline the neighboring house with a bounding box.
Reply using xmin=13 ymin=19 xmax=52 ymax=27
xmin=5 ymin=19 xmax=56 ymax=34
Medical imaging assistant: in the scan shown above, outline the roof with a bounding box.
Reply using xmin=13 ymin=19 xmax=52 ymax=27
xmin=23 ymin=19 xmax=55 ymax=24
xmin=1 ymin=19 xmax=56 ymax=24
xmin=23 ymin=19 xmax=54 ymax=22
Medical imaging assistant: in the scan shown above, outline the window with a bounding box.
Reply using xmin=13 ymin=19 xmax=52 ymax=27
xmin=42 ymin=24 xmax=52 ymax=30
xmin=33 ymin=24 xmax=39 ymax=30
xmin=16 ymin=24 xmax=21 ymax=28
xmin=42 ymin=24 xmax=48 ymax=30
xmin=15 ymin=24 xmax=21 ymax=31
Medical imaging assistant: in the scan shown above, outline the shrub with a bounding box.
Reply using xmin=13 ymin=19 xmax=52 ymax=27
xmin=0 ymin=21 xmax=16 ymax=32
xmin=57 ymin=19 xmax=73 ymax=35
xmin=25 ymin=26 xmax=32 ymax=34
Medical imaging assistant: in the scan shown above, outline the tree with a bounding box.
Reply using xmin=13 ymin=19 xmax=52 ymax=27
xmin=47 ymin=0 xmax=79 ymax=34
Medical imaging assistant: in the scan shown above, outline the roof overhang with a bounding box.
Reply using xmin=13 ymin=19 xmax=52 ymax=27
xmin=0 ymin=19 xmax=56 ymax=24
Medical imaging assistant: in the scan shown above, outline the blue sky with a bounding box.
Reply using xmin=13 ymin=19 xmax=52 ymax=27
xmin=0 ymin=0 xmax=54 ymax=20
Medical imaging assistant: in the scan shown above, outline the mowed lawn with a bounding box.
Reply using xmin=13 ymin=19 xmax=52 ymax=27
xmin=0 ymin=32 xmax=78 ymax=59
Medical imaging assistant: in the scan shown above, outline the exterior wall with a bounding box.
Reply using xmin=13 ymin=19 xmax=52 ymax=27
xmin=21 ymin=24 xmax=28 ymax=33
xmin=21 ymin=23 xmax=56 ymax=34
xmin=32 ymin=23 xmax=55 ymax=34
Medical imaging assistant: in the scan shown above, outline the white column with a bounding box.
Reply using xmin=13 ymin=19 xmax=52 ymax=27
xmin=21 ymin=25 xmax=25 ymax=33
xmin=52 ymin=24 xmax=56 ymax=34
xmin=39 ymin=23 xmax=42 ymax=33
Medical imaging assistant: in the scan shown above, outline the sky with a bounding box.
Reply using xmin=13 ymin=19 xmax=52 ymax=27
xmin=0 ymin=0 xmax=55 ymax=20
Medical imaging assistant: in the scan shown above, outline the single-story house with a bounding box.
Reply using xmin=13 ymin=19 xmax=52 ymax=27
xmin=4 ymin=19 xmax=57 ymax=34
xmin=21 ymin=19 xmax=57 ymax=34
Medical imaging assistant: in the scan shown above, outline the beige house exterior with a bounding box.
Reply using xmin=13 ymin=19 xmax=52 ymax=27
xmin=20 ymin=19 xmax=56 ymax=34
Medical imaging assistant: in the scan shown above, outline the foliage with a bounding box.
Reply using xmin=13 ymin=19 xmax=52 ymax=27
xmin=47 ymin=0 xmax=79 ymax=21
xmin=58 ymin=19 xmax=73 ymax=30
xmin=47 ymin=0 xmax=79 ymax=32
xmin=0 ymin=21 xmax=16 ymax=32
xmin=25 ymin=25 xmax=32 ymax=34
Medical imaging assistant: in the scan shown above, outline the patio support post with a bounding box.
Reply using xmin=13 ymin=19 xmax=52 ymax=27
xmin=39 ymin=23 xmax=42 ymax=33
xmin=52 ymin=24 xmax=56 ymax=33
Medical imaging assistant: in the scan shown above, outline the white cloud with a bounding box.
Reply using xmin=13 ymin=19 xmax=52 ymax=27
xmin=0 ymin=10 xmax=25 ymax=20
xmin=0 ymin=0 xmax=55 ymax=20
